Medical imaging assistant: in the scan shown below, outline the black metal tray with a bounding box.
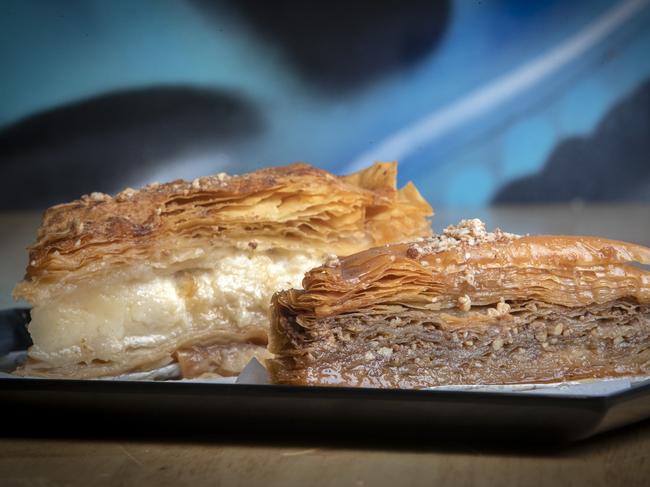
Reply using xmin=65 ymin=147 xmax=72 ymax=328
xmin=2 ymin=308 xmax=649 ymax=443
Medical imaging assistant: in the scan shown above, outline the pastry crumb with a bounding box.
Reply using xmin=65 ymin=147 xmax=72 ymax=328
xmin=458 ymin=294 xmax=471 ymax=312
xmin=83 ymin=191 xmax=112 ymax=202
xmin=116 ymin=188 xmax=137 ymax=201
xmin=323 ymin=254 xmax=340 ymax=268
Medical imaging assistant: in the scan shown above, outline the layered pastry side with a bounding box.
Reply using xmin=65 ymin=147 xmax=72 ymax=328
xmin=13 ymin=162 xmax=433 ymax=379
xmin=268 ymin=219 xmax=650 ymax=388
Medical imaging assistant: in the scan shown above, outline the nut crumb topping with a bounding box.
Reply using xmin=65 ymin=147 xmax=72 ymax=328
xmin=82 ymin=192 xmax=112 ymax=202
xmin=406 ymin=246 xmax=421 ymax=258
xmin=323 ymin=254 xmax=340 ymax=268
xmin=461 ymin=269 xmax=476 ymax=287
xmin=406 ymin=218 xmax=520 ymax=258
xmin=185 ymin=172 xmax=233 ymax=191
xmin=457 ymin=294 xmax=471 ymax=312
xmin=496 ymin=299 xmax=511 ymax=315
xmin=487 ymin=299 xmax=511 ymax=319
xmin=116 ymin=188 xmax=137 ymax=201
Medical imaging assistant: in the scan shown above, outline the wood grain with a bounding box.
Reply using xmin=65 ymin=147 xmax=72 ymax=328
xmin=1 ymin=420 xmax=649 ymax=487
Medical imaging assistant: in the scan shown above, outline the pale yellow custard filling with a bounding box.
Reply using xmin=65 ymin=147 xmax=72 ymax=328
xmin=27 ymin=250 xmax=322 ymax=369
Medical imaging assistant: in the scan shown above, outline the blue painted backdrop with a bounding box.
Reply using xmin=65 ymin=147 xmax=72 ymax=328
xmin=1 ymin=0 xmax=649 ymax=208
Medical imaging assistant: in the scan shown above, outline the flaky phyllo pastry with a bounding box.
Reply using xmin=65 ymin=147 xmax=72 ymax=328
xmin=268 ymin=219 xmax=650 ymax=388
xmin=13 ymin=162 xmax=432 ymax=378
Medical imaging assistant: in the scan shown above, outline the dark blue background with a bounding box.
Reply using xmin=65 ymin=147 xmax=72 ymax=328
xmin=1 ymin=0 xmax=649 ymax=208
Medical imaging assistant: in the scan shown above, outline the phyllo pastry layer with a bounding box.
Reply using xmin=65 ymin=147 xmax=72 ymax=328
xmin=14 ymin=162 xmax=432 ymax=378
xmin=269 ymin=219 xmax=650 ymax=388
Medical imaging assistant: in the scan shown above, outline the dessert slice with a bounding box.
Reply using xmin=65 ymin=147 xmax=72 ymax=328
xmin=13 ymin=162 xmax=432 ymax=379
xmin=268 ymin=219 xmax=650 ymax=388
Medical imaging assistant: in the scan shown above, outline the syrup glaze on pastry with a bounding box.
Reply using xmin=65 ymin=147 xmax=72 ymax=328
xmin=14 ymin=162 xmax=432 ymax=378
xmin=268 ymin=219 xmax=650 ymax=388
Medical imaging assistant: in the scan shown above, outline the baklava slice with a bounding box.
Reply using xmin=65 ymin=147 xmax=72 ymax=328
xmin=269 ymin=219 xmax=650 ymax=388
xmin=13 ymin=162 xmax=432 ymax=379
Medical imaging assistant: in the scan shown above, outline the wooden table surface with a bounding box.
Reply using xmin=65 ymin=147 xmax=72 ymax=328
xmin=2 ymin=205 xmax=650 ymax=486
xmin=1 ymin=420 xmax=650 ymax=487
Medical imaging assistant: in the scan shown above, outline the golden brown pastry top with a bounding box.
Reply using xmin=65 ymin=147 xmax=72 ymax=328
xmin=275 ymin=219 xmax=650 ymax=319
xmin=15 ymin=162 xmax=432 ymax=302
